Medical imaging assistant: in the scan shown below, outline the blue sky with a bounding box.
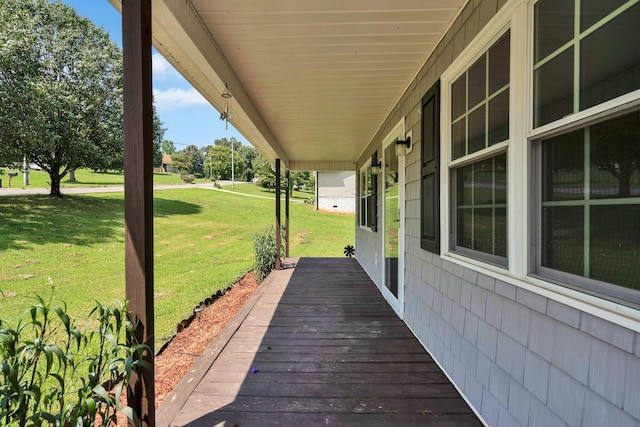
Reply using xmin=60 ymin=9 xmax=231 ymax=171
xmin=60 ymin=0 xmax=250 ymax=151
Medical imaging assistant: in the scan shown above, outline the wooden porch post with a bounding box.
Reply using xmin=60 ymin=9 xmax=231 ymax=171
xmin=122 ymin=0 xmax=155 ymax=425
xmin=275 ymin=159 xmax=281 ymax=270
xmin=285 ymin=170 xmax=290 ymax=258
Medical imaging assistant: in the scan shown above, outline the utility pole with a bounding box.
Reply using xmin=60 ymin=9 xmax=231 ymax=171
xmin=231 ymin=138 xmax=235 ymax=189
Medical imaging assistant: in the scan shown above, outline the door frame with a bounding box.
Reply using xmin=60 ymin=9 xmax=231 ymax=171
xmin=380 ymin=119 xmax=407 ymax=318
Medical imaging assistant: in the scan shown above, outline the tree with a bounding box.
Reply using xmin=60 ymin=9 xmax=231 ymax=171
xmin=0 ymin=0 xmax=126 ymax=196
xmin=213 ymin=137 xmax=241 ymax=149
xmin=161 ymin=139 xmax=176 ymax=155
xmin=0 ymin=1 xmax=166 ymax=193
xmin=182 ymin=144 xmax=205 ymax=175
xmin=169 ymin=152 xmax=191 ymax=174
xmin=253 ymin=153 xmax=276 ymax=189
xmin=152 ymin=109 xmax=166 ymax=168
xmin=206 ymin=145 xmax=245 ymax=180
xmin=237 ymin=144 xmax=258 ymax=182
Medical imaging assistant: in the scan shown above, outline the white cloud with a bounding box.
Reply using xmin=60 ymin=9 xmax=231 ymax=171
xmin=152 ymin=53 xmax=179 ymax=80
xmin=153 ymin=87 xmax=209 ymax=112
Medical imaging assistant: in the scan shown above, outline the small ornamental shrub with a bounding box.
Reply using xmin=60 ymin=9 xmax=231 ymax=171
xmin=253 ymin=225 xmax=286 ymax=281
xmin=180 ymin=174 xmax=195 ymax=184
xmin=193 ymin=173 xmax=203 ymax=179
xmin=0 ymin=291 xmax=151 ymax=426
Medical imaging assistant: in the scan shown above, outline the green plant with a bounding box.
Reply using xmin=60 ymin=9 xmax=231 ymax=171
xmin=0 ymin=289 xmax=150 ymax=426
xmin=193 ymin=173 xmax=203 ymax=179
xmin=180 ymin=174 xmax=195 ymax=184
xmin=253 ymin=225 xmax=286 ymax=281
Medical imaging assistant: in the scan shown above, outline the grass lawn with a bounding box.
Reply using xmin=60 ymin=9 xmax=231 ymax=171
xmin=0 ymin=167 xmax=211 ymax=189
xmin=220 ymin=182 xmax=315 ymax=203
xmin=0 ymin=188 xmax=354 ymax=348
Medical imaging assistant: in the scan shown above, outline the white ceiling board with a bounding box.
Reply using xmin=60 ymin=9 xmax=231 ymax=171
xmin=111 ymin=0 xmax=466 ymax=168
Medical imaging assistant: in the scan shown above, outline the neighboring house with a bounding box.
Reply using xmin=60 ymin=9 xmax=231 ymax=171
xmin=117 ymin=0 xmax=640 ymax=425
xmin=315 ymin=171 xmax=355 ymax=213
xmin=161 ymin=154 xmax=172 ymax=173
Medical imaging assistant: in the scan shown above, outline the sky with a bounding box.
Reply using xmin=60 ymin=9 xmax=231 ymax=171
xmin=60 ymin=0 xmax=250 ymax=151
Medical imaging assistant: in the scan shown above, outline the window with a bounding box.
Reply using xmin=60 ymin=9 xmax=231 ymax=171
xmin=536 ymin=111 xmax=640 ymax=302
xmin=532 ymin=0 xmax=640 ymax=304
xmin=421 ymin=81 xmax=440 ymax=253
xmin=359 ymin=155 xmax=377 ymax=231
xmin=449 ymin=32 xmax=510 ymax=266
xmin=534 ymin=0 xmax=640 ymax=127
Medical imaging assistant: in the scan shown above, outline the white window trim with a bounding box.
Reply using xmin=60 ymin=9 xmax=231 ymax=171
xmin=440 ymin=0 xmax=523 ymax=271
xmin=359 ymin=158 xmax=374 ymax=232
xmin=437 ymin=0 xmax=640 ymax=330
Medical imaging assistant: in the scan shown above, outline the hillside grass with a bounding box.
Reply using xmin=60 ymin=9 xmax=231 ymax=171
xmin=0 ymin=188 xmax=354 ymax=348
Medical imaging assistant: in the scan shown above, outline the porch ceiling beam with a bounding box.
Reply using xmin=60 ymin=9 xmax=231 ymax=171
xmin=288 ymin=160 xmax=356 ymax=171
xmin=122 ymin=0 xmax=155 ymax=424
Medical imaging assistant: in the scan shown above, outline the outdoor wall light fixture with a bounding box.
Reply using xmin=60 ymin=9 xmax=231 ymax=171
xmin=395 ymin=137 xmax=412 ymax=156
xmin=371 ymin=161 xmax=383 ymax=175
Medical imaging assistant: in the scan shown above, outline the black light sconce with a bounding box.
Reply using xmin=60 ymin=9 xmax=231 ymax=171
xmin=395 ymin=136 xmax=412 ymax=156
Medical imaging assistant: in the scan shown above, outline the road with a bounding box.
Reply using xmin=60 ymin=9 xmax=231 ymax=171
xmin=0 ymin=181 xmax=305 ymax=203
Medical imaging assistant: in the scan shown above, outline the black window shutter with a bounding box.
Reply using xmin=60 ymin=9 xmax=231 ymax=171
xmin=421 ymin=81 xmax=440 ymax=253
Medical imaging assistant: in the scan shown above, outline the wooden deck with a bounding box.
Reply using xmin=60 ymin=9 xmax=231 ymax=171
xmin=157 ymin=258 xmax=482 ymax=426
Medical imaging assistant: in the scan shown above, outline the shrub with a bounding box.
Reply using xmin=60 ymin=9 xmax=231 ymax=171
xmin=0 ymin=292 xmax=151 ymax=426
xmin=253 ymin=225 xmax=286 ymax=281
xmin=193 ymin=173 xmax=203 ymax=179
xmin=180 ymin=173 xmax=195 ymax=184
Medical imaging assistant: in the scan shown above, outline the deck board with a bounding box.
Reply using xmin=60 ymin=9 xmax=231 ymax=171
xmin=159 ymin=257 xmax=482 ymax=427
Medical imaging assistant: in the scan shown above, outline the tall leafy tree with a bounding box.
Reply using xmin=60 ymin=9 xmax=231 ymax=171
xmin=182 ymin=144 xmax=205 ymax=175
xmin=161 ymin=139 xmax=176 ymax=155
xmin=0 ymin=0 xmax=165 ymax=195
xmin=206 ymin=145 xmax=244 ymax=180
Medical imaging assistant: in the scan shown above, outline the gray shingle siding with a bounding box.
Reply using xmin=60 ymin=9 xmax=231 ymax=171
xmin=355 ymin=0 xmax=640 ymax=425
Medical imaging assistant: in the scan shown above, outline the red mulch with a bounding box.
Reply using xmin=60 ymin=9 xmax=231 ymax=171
xmin=111 ymin=271 xmax=261 ymax=425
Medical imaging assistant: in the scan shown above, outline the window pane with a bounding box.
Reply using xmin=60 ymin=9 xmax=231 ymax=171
xmin=541 ymin=206 xmax=584 ymax=276
xmin=494 ymin=155 xmax=507 ymax=204
xmin=468 ymin=56 xmax=486 ymax=109
xmin=580 ymin=3 xmax=640 ymax=111
xmin=457 ymin=208 xmax=473 ymax=249
xmin=581 ymin=0 xmax=628 ymax=31
xmin=494 ymin=207 xmax=507 ymax=258
xmin=452 ymin=76 xmax=466 ymax=120
xmin=534 ymin=47 xmax=574 ymax=127
xmin=534 ymin=0 xmax=574 ymax=62
xmin=590 ymin=112 xmax=640 ymax=199
xmin=542 ymin=129 xmax=585 ymax=201
xmin=452 ymin=118 xmax=466 ymax=160
xmin=455 ymin=154 xmax=507 ymax=259
xmin=590 ymin=205 xmax=640 ymax=290
xmin=468 ymin=105 xmax=486 ymax=154
xmin=473 ymin=208 xmax=495 ymax=254
xmin=489 ymin=90 xmax=509 ymax=146
xmin=473 ymin=159 xmax=496 ymax=205
xmin=489 ymin=33 xmax=510 ymax=94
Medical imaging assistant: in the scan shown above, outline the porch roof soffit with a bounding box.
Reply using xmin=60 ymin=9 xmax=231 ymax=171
xmin=109 ymin=0 xmax=467 ymax=171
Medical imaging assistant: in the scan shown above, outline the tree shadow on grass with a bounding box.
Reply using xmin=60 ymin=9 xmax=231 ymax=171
xmin=0 ymin=195 xmax=202 ymax=251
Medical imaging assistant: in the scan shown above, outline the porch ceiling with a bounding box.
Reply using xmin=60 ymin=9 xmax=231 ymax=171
xmin=109 ymin=0 xmax=466 ymax=170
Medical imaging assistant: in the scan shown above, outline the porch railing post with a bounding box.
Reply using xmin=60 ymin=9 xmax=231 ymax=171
xmin=285 ymin=170 xmax=290 ymax=258
xmin=275 ymin=159 xmax=281 ymax=270
xmin=122 ymin=0 xmax=155 ymax=424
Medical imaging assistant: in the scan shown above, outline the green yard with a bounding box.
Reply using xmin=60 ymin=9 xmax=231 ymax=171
xmin=0 ymin=168 xmax=211 ymax=189
xmin=0 ymin=188 xmax=354 ymax=348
